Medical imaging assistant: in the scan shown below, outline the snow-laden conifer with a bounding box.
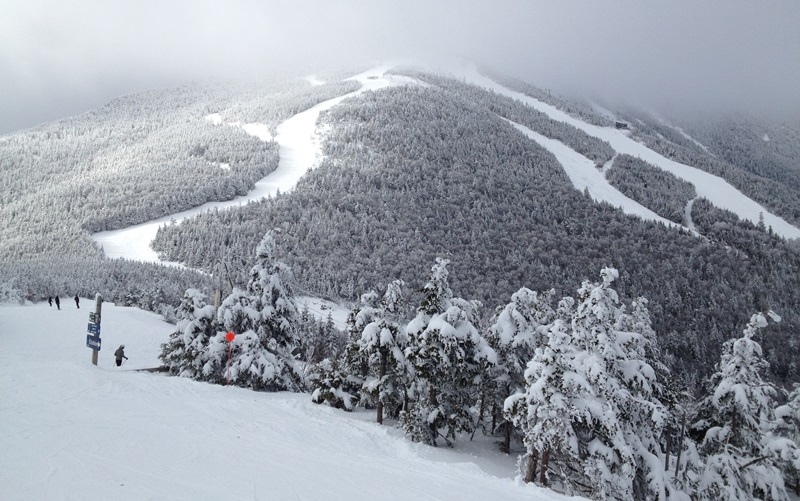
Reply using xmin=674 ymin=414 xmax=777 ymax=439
xmin=248 ymin=231 xmax=301 ymax=352
xmin=358 ymin=280 xmax=409 ymax=424
xmin=311 ymin=290 xmax=379 ymax=410
xmin=775 ymin=384 xmax=800 ymax=495
xmin=203 ymin=232 xmax=302 ymax=391
xmin=505 ymin=317 xmax=586 ymax=487
xmin=506 ymin=267 xmax=676 ymax=500
xmin=486 ymin=287 xmax=555 ymax=452
xmin=402 ymin=258 xmax=496 ymax=446
xmin=160 ymin=288 xmax=217 ymax=378
xmin=693 ymin=311 xmax=794 ymax=500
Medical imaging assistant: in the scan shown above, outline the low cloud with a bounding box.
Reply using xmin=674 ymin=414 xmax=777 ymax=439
xmin=1 ymin=0 xmax=798 ymax=133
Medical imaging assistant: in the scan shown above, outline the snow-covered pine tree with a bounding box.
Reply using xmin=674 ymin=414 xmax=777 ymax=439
xmin=568 ymin=267 xmax=639 ymax=500
xmin=486 ymin=287 xmax=555 ymax=452
xmin=311 ymin=289 xmax=381 ymax=411
xmin=505 ymin=317 xmax=587 ymax=487
xmin=358 ymin=280 xmax=409 ymax=424
xmin=249 ymin=231 xmax=301 ymax=354
xmin=160 ymin=288 xmax=217 ymax=378
xmin=402 ymin=258 xmax=496 ymax=446
xmin=506 ymin=268 xmax=674 ymax=500
xmin=204 ymin=232 xmax=302 ymax=391
xmin=613 ymin=296 xmax=677 ymax=500
xmin=692 ymin=311 xmax=794 ymax=501
xmin=309 ymin=356 xmax=358 ymax=410
xmin=775 ymin=384 xmax=800 ymax=495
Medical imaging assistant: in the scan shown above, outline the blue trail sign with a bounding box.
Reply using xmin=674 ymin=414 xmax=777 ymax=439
xmin=87 ymin=323 xmax=100 ymax=335
xmin=86 ymin=334 xmax=101 ymax=350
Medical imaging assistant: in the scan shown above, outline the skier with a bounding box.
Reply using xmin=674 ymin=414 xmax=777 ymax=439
xmin=48 ymin=297 xmax=52 ymax=307
xmin=114 ymin=345 xmax=128 ymax=367
xmin=54 ymin=296 xmax=60 ymax=310
xmin=74 ymin=295 xmax=80 ymax=309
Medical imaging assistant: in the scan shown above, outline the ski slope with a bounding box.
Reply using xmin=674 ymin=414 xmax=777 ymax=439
xmin=505 ymin=119 xmax=679 ymax=229
xmin=90 ymin=65 xmax=416 ymax=263
xmin=456 ymin=64 xmax=800 ymax=240
xmin=0 ymin=301 xmax=582 ymax=501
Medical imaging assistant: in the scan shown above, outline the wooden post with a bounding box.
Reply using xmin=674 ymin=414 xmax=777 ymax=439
xmin=91 ymin=294 xmax=103 ymax=366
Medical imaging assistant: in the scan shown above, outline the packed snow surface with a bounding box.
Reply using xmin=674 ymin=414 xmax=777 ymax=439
xmin=0 ymin=301 xmax=583 ymax=501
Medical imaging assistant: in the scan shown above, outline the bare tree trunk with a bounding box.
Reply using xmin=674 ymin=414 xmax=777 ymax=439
xmin=501 ymin=422 xmax=511 ymax=454
xmin=524 ymin=450 xmax=538 ymax=483
xmin=539 ymin=449 xmax=549 ymax=486
xmin=376 ymin=353 xmax=387 ymax=425
xmin=674 ymin=411 xmax=686 ymax=477
xmin=429 ymin=386 xmax=438 ymax=447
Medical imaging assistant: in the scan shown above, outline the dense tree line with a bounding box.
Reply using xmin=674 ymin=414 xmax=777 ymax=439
xmin=0 ymin=77 xmax=359 ymax=261
xmin=393 ymin=68 xmax=616 ymax=165
xmin=620 ymin=110 xmax=800 ymax=228
xmin=0 ymin=255 xmax=213 ymax=318
xmin=312 ymin=263 xmax=799 ymax=500
xmin=161 ymin=240 xmax=798 ymax=500
xmin=606 ymin=154 xmax=697 ymax=224
xmin=0 ymin=74 xmax=361 ymax=311
xmin=152 ymin=82 xmax=800 ymax=387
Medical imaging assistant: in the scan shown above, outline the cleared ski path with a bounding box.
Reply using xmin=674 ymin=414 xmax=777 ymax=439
xmin=91 ymin=65 xmax=414 ymax=263
xmin=457 ymin=65 xmax=800 ymax=240
xmin=505 ymin=119 xmax=681 ymax=230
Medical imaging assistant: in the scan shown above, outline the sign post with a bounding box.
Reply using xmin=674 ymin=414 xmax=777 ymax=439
xmin=87 ymin=294 xmax=103 ymax=366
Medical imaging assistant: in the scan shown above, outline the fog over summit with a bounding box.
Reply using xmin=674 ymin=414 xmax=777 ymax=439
xmin=1 ymin=0 xmax=798 ymax=134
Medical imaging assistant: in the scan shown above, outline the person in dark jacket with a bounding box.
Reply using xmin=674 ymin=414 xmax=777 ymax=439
xmin=54 ymin=296 xmax=60 ymax=310
xmin=48 ymin=297 xmax=52 ymax=307
xmin=114 ymin=345 xmax=128 ymax=367
xmin=74 ymin=295 xmax=80 ymax=309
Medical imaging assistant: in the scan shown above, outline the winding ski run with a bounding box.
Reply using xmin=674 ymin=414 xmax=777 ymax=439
xmin=91 ymin=62 xmax=800 ymax=267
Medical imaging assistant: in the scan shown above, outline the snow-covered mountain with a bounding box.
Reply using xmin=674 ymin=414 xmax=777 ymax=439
xmin=2 ymin=60 xmax=800 ymax=501
xmin=1 ymin=61 xmax=799 ymax=382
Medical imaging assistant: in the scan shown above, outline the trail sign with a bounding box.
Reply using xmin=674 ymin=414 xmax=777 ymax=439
xmin=86 ymin=334 xmax=101 ymax=350
xmin=89 ymin=294 xmax=103 ymax=366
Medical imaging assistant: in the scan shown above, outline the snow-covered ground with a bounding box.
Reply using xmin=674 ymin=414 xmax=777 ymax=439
xmin=455 ymin=64 xmax=800 ymax=240
xmin=91 ymin=65 xmax=416 ymax=263
xmin=0 ymin=301 xmax=583 ymax=501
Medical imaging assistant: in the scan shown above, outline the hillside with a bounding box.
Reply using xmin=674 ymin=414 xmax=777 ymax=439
xmin=2 ymin=63 xmax=800 ymax=388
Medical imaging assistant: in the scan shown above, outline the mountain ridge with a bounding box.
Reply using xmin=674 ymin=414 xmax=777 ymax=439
xmin=1 ymin=62 xmax=799 ymax=387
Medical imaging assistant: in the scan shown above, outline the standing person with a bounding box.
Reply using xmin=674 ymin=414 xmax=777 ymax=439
xmin=74 ymin=295 xmax=80 ymax=309
xmin=54 ymin=296 xmax=60 ymax=310
xmin=48 ymin=297 xmax=53 ymax=307
xmin=114 ymin=345 xmax=128 ymax=367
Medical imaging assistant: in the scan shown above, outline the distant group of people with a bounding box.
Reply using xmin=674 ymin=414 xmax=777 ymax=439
xmin=47 ymin=295 xmax=80 ymax=310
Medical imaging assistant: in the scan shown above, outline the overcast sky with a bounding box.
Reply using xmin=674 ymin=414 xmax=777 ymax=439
xmin=1 ymin=0 xmax=798 ymax=134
